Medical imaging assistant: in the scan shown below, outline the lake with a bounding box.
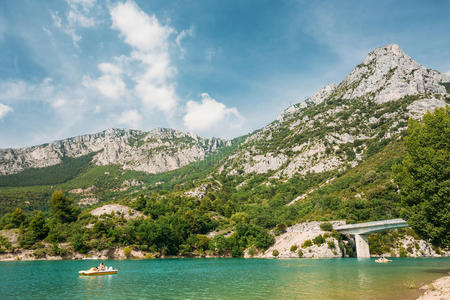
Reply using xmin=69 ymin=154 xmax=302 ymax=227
xmin=0 ymin=258 xmax=449 ymax=299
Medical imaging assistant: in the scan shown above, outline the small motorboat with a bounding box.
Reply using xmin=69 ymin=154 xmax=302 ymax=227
xmin=79 ymin=267 xmax=118 ymax=276
xmin=375 ymin=257 xmax=392 ymax=263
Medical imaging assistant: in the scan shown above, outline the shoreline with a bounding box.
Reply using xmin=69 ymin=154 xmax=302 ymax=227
xmin=416 ymin=275 xmax=450 ymax=300
xmin=1 ymin=251 xmax=448 ymax=262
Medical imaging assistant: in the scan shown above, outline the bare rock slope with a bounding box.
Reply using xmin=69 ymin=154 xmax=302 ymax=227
xmin=0 ymin=128 xmax=229 ymax=175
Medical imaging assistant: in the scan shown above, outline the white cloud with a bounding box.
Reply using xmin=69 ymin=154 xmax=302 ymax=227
xmin=50 ymin=0 xmax=98 ymax=47
xmin=0 ymin=78 xmax=54 ymax=102
xmin=183 ymin=93 xmax=244 ymax=132
xmin=109 ymin=1 xmax=178 ymax=113
xmin=52 ymin=98 xmax=66 ymax=108
xmin=176 ymin=26 xmax=194 ymax=47
xmin=176 ymin=26 xmax=194 ymax=58
xmin=83 ymin=63 xmax=126 ymax=99
xmin=110 ymin=1 xmax=173 ymax=53
xmin=117 ymin=109 xmax=142 ymax=128
xmin=98 ymin=62 xmax=122 ymax=75
xmin=0 ymin=103 xmax=13 ymax=119
xmin=51 ymin=11 xmax=62 ymax=28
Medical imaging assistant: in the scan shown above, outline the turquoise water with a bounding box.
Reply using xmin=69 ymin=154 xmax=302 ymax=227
xmin=0 ymin=258 xmax=449 ymax=299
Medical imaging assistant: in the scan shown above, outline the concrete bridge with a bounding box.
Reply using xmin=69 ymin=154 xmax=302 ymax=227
xmin=333 ymin=219 xmax=408 ymax=258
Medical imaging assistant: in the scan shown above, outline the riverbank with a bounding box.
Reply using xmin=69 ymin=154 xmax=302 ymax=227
xmin=417 ymin=275 xmax=450 ymax=300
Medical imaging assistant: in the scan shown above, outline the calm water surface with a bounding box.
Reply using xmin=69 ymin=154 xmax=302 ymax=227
xmin=0 ymin=258 xmax=449 ymax=299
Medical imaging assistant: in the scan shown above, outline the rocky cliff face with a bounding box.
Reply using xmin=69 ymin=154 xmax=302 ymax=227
xmin=219 ymin=44 xmax=449 ymax=178
xmin=0 ymin=128 xmax=229 ymax=175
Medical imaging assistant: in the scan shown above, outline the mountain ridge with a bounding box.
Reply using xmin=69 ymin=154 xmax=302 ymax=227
xmin=0 ymin=127 xmax=230 ymax=175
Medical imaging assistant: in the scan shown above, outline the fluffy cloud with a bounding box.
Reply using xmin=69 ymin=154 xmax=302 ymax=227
xmin=0 ymin=103 xmax=13 ymax=119
xmin=52 ymin=98 xmax=66 ymax=109
xmin=110 ymin=1 xmax=173 ymax=53
xmin=117 ymin=109 xmax=142 ymax=128
xmin=83 ymin=62 xmax=126 ymax=99
xmin=183 ymin=93 xmax=244 ymax=132
xmin=109 ymin=1 xmax=178 ymax=113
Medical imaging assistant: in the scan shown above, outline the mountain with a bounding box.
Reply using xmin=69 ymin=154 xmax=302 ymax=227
xmin=1 ymin=44 xmax=449 ymax=260
xmin=0 ymin=128 xmax=229 ymax=176
xmin=218 ymin=44 xmax=449 ymax=180
xmin=0 ymin=44 xmax=448 ymax=217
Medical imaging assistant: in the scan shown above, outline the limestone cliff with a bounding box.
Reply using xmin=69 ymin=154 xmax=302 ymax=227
xmin=0 ymin=128 xmax=229 ymax=175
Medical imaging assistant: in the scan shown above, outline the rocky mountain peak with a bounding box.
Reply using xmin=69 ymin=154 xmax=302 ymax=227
xmin=332 ymin=44 xmax=448 ymax=103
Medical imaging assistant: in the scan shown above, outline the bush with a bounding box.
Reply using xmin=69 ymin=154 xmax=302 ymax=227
xmin=274 ymin=223 xmax=287 ymax=236
xmin=327 ymin=241 xmax=336 ymax=250
xmin=290 ymin=244 xmax=298 ymax=252
xmin=0 ymin=236 xmax=12 ymax=252
xmin=231 ymin=246 xmax=242 ymax=257
xmin=399 ymin=247 xmax=408 ymax=257
xmin=272 ymin=249 xmax=279 ymax=257
xmin=297 ymin=249 xmax=303 ymax=257
xmin=248 ymin=245 xmax=257 ymax=257
xmin=313 ymin=235 xmax=325 ymax=246
xmin=320 ymin=222 xmax=333 ymax=231
xmin=33 ymin=248 xmax=47 ymax=259
xmin=123 ymin=246 xmax=132 ymax=258
xmin=302 ymin=240 xmax=313 ymax=248
xmin=71 ymin=233 xmax=89 ymax=254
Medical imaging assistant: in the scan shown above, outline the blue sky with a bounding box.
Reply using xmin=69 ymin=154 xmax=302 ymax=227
xmin=0 ymin=0 xmax=449 ymax=148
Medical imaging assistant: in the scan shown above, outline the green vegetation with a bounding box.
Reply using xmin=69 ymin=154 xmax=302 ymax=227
xmin=302 ymin=240 xmax=313 ymax=248
xmin=123 ymin=246 xmax=132 ymax=258
xmin=0 ymin=154 xmax=95 ymax=187
xmin=272 ymin=249 xmax=279 ymax=257
xmin=393 ymin=106 xmax=449 ymax=249
xmin=320 ymin=222 xmax=333 ymax=231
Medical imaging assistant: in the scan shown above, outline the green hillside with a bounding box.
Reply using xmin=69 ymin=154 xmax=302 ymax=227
xmin=0 ymin=136 xmax=245 ymax=215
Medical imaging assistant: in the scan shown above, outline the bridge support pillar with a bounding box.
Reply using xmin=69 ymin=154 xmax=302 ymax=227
xmin=355 ymin=234 xmax=370 ymax=258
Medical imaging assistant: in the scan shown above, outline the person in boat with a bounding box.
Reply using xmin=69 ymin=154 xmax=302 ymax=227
xmin=99 ymin=263 xmax=105 ymax=271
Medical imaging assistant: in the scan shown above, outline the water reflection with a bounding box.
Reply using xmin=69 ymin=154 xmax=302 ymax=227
xmin=78 ymin=274 xmax=114 ymax=297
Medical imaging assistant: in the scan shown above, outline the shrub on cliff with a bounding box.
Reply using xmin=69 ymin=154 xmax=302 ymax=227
xmin=123 ymin=246 xmax=132 ymax=258
xmin=272 ymin=249 xmax=279 ymax=257
xmin=320 ymin=222 xmax=333 ymax=231
xmin=302 ymin=240 xmax=313 ymax=248
xmin=313 ymin=235 xmax=324 ymax=246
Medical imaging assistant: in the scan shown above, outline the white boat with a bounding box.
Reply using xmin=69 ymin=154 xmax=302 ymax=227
xmin=375 ymin=258 xmax=392 ymax=263
xmin=79 ymin=267 xmax=118 ymax=276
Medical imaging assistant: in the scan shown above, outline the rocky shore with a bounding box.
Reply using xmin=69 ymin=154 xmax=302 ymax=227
xmin=417 ymin=275 xmax=450 ymax=300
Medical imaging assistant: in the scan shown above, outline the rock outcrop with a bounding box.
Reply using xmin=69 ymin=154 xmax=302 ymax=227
xmin=335 ymin=44 xmax=447 ymax=103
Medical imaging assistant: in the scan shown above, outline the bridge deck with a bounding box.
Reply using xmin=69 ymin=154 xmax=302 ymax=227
xmin=333 ymin=218 xmax=408 ymax=235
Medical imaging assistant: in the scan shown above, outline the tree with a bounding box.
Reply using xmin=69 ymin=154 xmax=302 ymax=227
xmin=10 ymin=208 xmax=26 ymax=228
xmin=49 ymin=190 xmax=80 ymax=223
xmin=18 ymin=211 xmax=48 ymax=248
xmin=393 ymin=106 xmax=449 ymax=249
